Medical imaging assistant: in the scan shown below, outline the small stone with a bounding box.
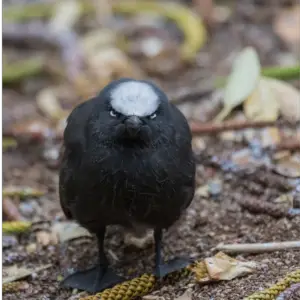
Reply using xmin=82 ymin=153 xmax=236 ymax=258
xmin=2 ymin=235 xmax=18 ymax=249
xmin=26 ymin=243 xmax=37 ymax=253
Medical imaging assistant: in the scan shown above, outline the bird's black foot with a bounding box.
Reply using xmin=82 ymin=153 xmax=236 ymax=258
xmin=61 ymin=265 xmax=125 ymax=293
xmin=155 ymin=257 xmax=191 ymax=278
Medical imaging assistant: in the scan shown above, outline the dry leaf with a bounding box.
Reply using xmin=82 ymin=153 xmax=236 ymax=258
xmin=52 ymin=221 xmax=92 ymax=243
xmin=49 ymin=0 xmax=81 ymax=34
xmin=174 ymin=290 xmax=192 ymax=300
xmin=80 ymin=29 xmax=144 ymax=94
xmin=36 ymin=230 xmax=58 ymax=246
xmin=215 ymin=47 xmax=261 ymax=121
xmin=3 ymin=137 xmax=17 ymax=150
xmin=36 ymin=88 xmax=66 ymax=121
xmin=204 ymin=252 xmax=257 ymax=281
xmin=244 ymin=77 xmax=280 ymax=121
xmin=81 ymin=29 xmax=117 ymax=54
xmin=3 ymin=186 xmax=45 ymax=198
xmin=273 ymin=5 xmax=300 ymax=55
xmin=267 ymin=78 xmax=300 ymax=122
xmin=124 ymin=230 xmax=153 ymax=249
xmin=260 ymin=127 xmax=281 ymax=148
xmin=273 ymin=193 xmax=294 ymax=208
xmin=195 ymin=184 xmax=209 ymax=198
xmin=3 ymin=264 xmax=52 ymax=284
xmin=92 ymin=0 xmax=113 ymax=26
xmin=275 ymin=156 xmax=300 ymax=178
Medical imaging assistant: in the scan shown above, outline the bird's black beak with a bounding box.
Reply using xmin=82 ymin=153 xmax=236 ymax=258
xmin=124 ymin=116 xmax=143 ymax=138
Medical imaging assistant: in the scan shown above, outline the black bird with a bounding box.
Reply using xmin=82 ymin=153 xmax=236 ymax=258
xmin=59 ymin=78 xmax=196 ymax=293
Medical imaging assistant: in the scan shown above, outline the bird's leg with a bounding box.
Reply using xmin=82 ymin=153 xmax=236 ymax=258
xmin=154 ymin=228 xmax=191 ymax=278
xmin=61 ymin=227 xmax=124 ymax=293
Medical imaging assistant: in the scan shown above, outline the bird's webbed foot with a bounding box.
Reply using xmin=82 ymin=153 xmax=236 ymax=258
xmin=154 ymin=257 xmax=191 ymax=278
xmin=61 ymin=227 xmax=125 ymax=293
xmin=154 ymin=229 xmax=191 ymax=278
xmin=61 ymin=264 xmax=124 ymax=293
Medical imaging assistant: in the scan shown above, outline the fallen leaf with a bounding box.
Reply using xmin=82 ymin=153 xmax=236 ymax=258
xmin=273 ymin=5 xmax=300 ymax=55
xmin=36 ymin=230 xmax=58 ymax=246
xmin=2 ymin=137 xmax=17 ymax=150
xmin=3 ymin=281 xmax=29 ymax=294
xmin=191 ymin=252 xmax=256 ymax=283
xmin=174 ymin=290 xmax=192 ymax=300
xmin=49 ymin=0 xmax=81 ymax=34
xmin=272 ymin=150 xmax=291 ymax=161
xmin=244 ymin=77 xmax=280 ymax=121
xmin=3 ymin=186 xmax=45 ymax=199
xmin=195 ymin=184 xmax=209 ymax=198
xmin=36 ymin=88 xmax=66 ymax=121
xmin=260 ymin=127 xmax=281 ymax=148
xmin=3 ymin=264 xmax=52 ymax=284
xmin=273 ymin=193 xmax=294 ymax=208
xmin=266 ymin=78 xmax=300 ymax=122
xmin=124 ymin=230 xmax=153 ymax=249
xmin=92 ymin=0 xmax=113 ymax=26
xmin=2 ymin=221 xmax=32 ymax=234
xmin=215 ymin=47 xmax=261 ymax=121
xmin=52 ymin=221 xmax=92 ymax=243
xmin=275 ymin=156 xmax=300 ymax=178
xmin=26 ymin=243 xmax=37 ymax=254
xmin=81 ymin=29 xmax=117 ymax=54
xmin=212 ymin=5 xmax=232 ymax=24
xmin=204 ymin=252 xmax=257 ymax=281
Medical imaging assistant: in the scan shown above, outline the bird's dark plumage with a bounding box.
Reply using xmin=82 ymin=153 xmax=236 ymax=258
xmin=59 ymin=78 xmax=196 ymax=292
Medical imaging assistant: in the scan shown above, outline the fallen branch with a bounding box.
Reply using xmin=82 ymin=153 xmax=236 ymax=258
xmin=190 ymin=119 xmax=278 ymax=134
xmin=270 ymin=139 xmax=300 ymax=152
xmin=216 ymin=241 xmax=300 ymax=254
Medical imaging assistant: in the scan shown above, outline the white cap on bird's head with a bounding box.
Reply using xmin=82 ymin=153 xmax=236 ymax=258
xmin=110 ymin=80 xmax=160 ymax=117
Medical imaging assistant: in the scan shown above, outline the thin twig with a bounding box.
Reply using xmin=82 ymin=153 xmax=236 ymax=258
xmin=189 ymin=119 xmax=293 ymax=135
xmin=270 ymin=139 xmax=300 ymax=152
xmin=215 ymin=241 xmax=300 ymax=254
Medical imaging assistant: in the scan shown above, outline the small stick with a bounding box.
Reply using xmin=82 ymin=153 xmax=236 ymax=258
xmin=271 ymin=139 xmax=300 ymax=152
xmin=190 ymin=119 xmax=285 ymax=135
xmin=215 ymin=241 xmax=300 ymax=253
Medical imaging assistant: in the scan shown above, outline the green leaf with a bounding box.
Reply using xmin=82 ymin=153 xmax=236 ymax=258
xmin=215 ymin=47 xmax=261 ymax=122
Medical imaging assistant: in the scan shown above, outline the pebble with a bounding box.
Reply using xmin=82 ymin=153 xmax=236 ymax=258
xmin=2 ymin=235 xmax=18 ymax=249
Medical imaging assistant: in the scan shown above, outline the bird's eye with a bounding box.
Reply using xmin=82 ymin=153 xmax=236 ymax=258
xmin=110 ymin=109 xmax=118 ymax=118
xmin=149 ymin=113 xmax=157 ymax=120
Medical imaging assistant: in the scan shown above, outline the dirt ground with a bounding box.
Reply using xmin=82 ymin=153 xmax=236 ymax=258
xmin=2 ymin=0 xmax=300 ymax=299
